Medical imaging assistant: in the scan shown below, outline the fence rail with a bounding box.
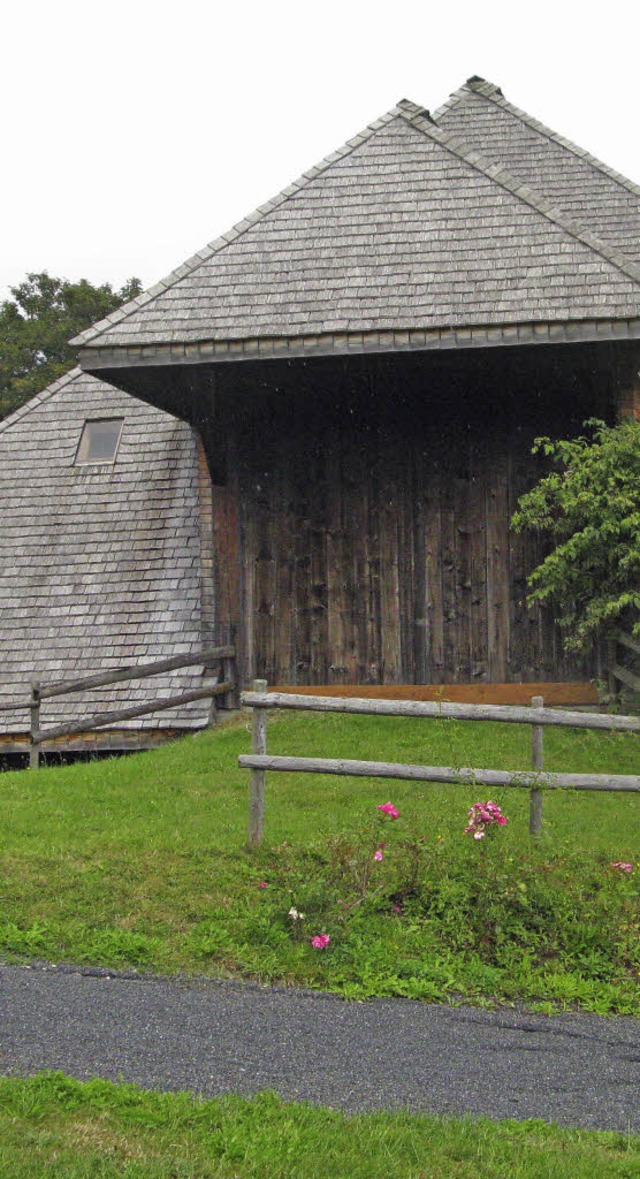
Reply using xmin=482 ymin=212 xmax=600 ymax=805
xmin=239 ymin=681 xmax=640 ymax=846
xmin=18 ymin=645 xmax=237 ymax=768
xmin=607 ymin=628 xmax=640 ymax=698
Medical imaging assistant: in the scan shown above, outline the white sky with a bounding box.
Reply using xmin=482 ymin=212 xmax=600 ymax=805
xmin=2 ymin=0 xmax=639 ymax=303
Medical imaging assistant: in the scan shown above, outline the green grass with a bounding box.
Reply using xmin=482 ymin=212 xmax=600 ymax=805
xmin=1 ymin=1072 xmax=640 ymax=1178
xmin=0 ymin=712 xmax=638 ymax=1012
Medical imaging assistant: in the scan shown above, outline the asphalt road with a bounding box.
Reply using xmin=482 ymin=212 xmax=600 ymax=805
xmin=1 ymin=962 xmax=639 ymax=1132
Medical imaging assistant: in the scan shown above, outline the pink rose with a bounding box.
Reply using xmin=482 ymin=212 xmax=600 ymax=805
xmin=311 ymin=934 xmax=331 ymax=949
xmin=258 ymin=882 xmax=267 ymax=889
xmin=376 ymin=802 xmax=399 ymax=819
xmin=374 ymin=849 xmax=384 ymax=862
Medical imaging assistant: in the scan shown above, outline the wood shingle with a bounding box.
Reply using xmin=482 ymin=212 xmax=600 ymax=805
xmin=74 ymin=86 xmax=640 ymax=364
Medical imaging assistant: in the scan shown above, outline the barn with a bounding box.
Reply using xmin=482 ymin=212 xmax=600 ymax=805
xmin=2 ymin=77 xmax=640 ymax=751
xmin=0 ymin=369 xmax=221 ymax=755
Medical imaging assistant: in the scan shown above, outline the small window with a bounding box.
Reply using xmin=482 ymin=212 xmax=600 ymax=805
xmin=75 ymin=418 xmax=124 ymax=464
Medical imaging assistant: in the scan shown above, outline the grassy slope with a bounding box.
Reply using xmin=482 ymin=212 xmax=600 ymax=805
xmin=0 ymin=713 xmax=638 ymax=1010
xmin=2 ymin=1072 xmax=640 ymax=1179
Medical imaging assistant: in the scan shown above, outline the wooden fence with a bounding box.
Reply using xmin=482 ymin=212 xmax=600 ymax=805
xmin=239 ymin=680 xmax=640 ymax=846
xmin=0 ymin=645 xmax=236 ymax=768
xmin=607 ymin=628 xmax=640 ymax=701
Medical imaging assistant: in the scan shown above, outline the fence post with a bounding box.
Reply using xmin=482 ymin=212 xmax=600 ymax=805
xmin=529 ymin=694 xmax=544 ymax=836
xmin=248 ymin=679 xmax=267 ymax=847
xmin=606 ymin=638 xmax=618 ymax=702
xmin=29 ymin=682 xmax=41 ymax=771
xmin=222 ymin=649 xmax=239 ymax=710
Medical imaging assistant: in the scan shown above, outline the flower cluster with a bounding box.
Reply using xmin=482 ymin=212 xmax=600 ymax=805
xmin=609 ymin=861 xmax=633 ymax=873
xmin=376 ymin=802 xmax=399 ymax=819
xmin=464 ymin=800 xmax=508 ymax=840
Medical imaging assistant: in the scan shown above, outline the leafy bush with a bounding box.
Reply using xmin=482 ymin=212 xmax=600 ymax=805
xmin=512 ymin=418 xmax=640 ymax=652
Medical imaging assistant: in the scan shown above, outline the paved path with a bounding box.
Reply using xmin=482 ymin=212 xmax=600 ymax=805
xmin=1 ymin=962 xmax=639 ymax=1131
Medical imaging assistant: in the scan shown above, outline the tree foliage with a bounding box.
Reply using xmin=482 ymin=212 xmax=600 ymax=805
xmin=512 ymin=418 xmax=640 ymax=653
xmin=0 ymin=271 xmax=142 ymax=419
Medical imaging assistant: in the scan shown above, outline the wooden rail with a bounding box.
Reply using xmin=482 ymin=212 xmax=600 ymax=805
xmin=39 ymin=647 xmax=236 ymax=700
xmin=240 ymin=690 xmax=640 ymax=732
xmin=239 ymin=681 xmax=640 ymax=846
xmin=607 ymin=628 xmax=640 ymax=698
xmin=25 ymin=645 xmax=236 ymax=769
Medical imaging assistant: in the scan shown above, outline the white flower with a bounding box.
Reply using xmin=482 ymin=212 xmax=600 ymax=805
xmin=288 ymin=906 xmax=305 ymax=920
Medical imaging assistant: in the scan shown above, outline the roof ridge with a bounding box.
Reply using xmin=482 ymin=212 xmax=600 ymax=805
xmin=398 ymin=106 xmax=640 ymax=289
xmin=0 ymin=367 xmax=84 ymax=437
xmin=431 ymin=76 xmax=503 ymax=121
xmin=436 ymin=77 xmax=640 ymax=202
xmin=72 ymin=104 xmax=410 ymax=348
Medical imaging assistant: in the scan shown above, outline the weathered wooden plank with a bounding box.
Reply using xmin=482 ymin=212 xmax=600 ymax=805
xmin=615 ymin=630 xmax=640 ymax=657
xmin=29 ymin=683 xmax=41 ymax=770
xmin=439 ymin=453 xmax=457 ymax=683
xmin=454 ymin=473 xmax=472 ymax=680
xmin=39 ymin=647 xmax=235 ymax=700
xmin=241 ymin=478 xmax=258 ymax=683
xmin=379 ymin=456 xmax=401 ymax=684
xmin=271 ymin=682 xmax=599 ymax=705
xmin=485 ymin=440 xmax=510 ymax=681
xmin=608 ymin=663 xmax=640 ymax=693
xmin=242 ymin=689 xmax=639 ymax=731
xmin=309 ymin=442 xmax=329 ymax=681
xmin=410 ymin=447 xmax=428 ymax=684
xmin=212 ymin=486 xmax=241 ymax=642
xmin=468 ymin=421 xmax=489 ymax=681
xmin=326 ymin=446 xmax=348 ymax=685
xmin=397 ymin=443 xmax=415 ymax=683
xmin=424 ymin=474 xmax=444 ymax=683
xmin=36 ymin=682 xmax=235 ymax=741
xmin=239 ymin=753 xmax=640 ymax=792
xmin=273 ymin=461 xmax=296 ymax=685
xmin=255 ymin=483 xmax=276 ymax=683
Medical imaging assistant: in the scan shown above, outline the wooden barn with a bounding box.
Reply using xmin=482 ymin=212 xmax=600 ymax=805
xmin=2 ymin=76 xmax=640 ymax=753
xmin=73 ymin=77 xmax=640 ymax=699
xmin=0 ymin=369 xmax=220 ymax=755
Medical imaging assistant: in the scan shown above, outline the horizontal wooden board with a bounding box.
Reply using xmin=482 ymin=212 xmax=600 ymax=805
xmin=240 ymin=753 xmax=640 ymax=792
xmin=271 ymin=682 xmax=599 ymax=706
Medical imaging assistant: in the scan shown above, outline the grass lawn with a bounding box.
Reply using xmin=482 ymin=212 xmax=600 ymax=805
xmin=0 ymin=710 xmax=638 ymax=1011
xmin=2 ymin=1072 xmax=640 ymax=1179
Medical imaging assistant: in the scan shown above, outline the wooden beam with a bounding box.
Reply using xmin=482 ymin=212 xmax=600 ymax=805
xmin=239 ymin=754 xmax=640 ymax=793
xmin=241 ymin=690 xmax=640 ymax=733
xmin=608 ymin=663 xmax=640 ymax=694
xmin=271 ymin=682 xmax=598 ymax=706
xmin=35 ymin=682 xmax=234 ymax=741
xmin=615 ymin=631 xmax=640 ymax=658
xmin=39 ymin=646 xmax=235 ymax=700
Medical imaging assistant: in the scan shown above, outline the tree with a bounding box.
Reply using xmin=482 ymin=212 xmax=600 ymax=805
xmin=512 ymin=418 xmax=640 ymax=654
xmin=0 ymin=271 xmax=142 ymax=418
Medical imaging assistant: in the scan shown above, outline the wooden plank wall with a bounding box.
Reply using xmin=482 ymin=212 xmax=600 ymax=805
xmin=209 ymin=346 xmax=613 ymax=687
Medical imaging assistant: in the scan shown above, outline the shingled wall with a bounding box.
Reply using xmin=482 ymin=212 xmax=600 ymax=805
xmin=0 ymin=369 xmax=214 ymax=740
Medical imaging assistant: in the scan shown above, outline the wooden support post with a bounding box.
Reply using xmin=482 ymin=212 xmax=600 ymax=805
xmin=221 ymin=650 xmax=239 ymax=710
xmin=529 ymin=694 xmax=544 ymax=836
xmin=606 ymin=638 xmax=619 ymax=703
xmin=248 ymin=679 xmax=267 ymax=847
xmin=29 ymin=682 xmax=41 ymax=771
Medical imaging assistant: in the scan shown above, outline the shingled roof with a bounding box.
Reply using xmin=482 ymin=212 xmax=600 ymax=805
xmin=435 ymin=77 xmax=640 ymax=268
xmin=0 ymin=370 xmax=214 ymax=738
xmin=74 ymin=81 xmax=640 ymax=366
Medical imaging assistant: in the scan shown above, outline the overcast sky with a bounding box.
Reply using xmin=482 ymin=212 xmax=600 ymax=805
xmin=2 ymin=0 xmax=639 ymax=303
